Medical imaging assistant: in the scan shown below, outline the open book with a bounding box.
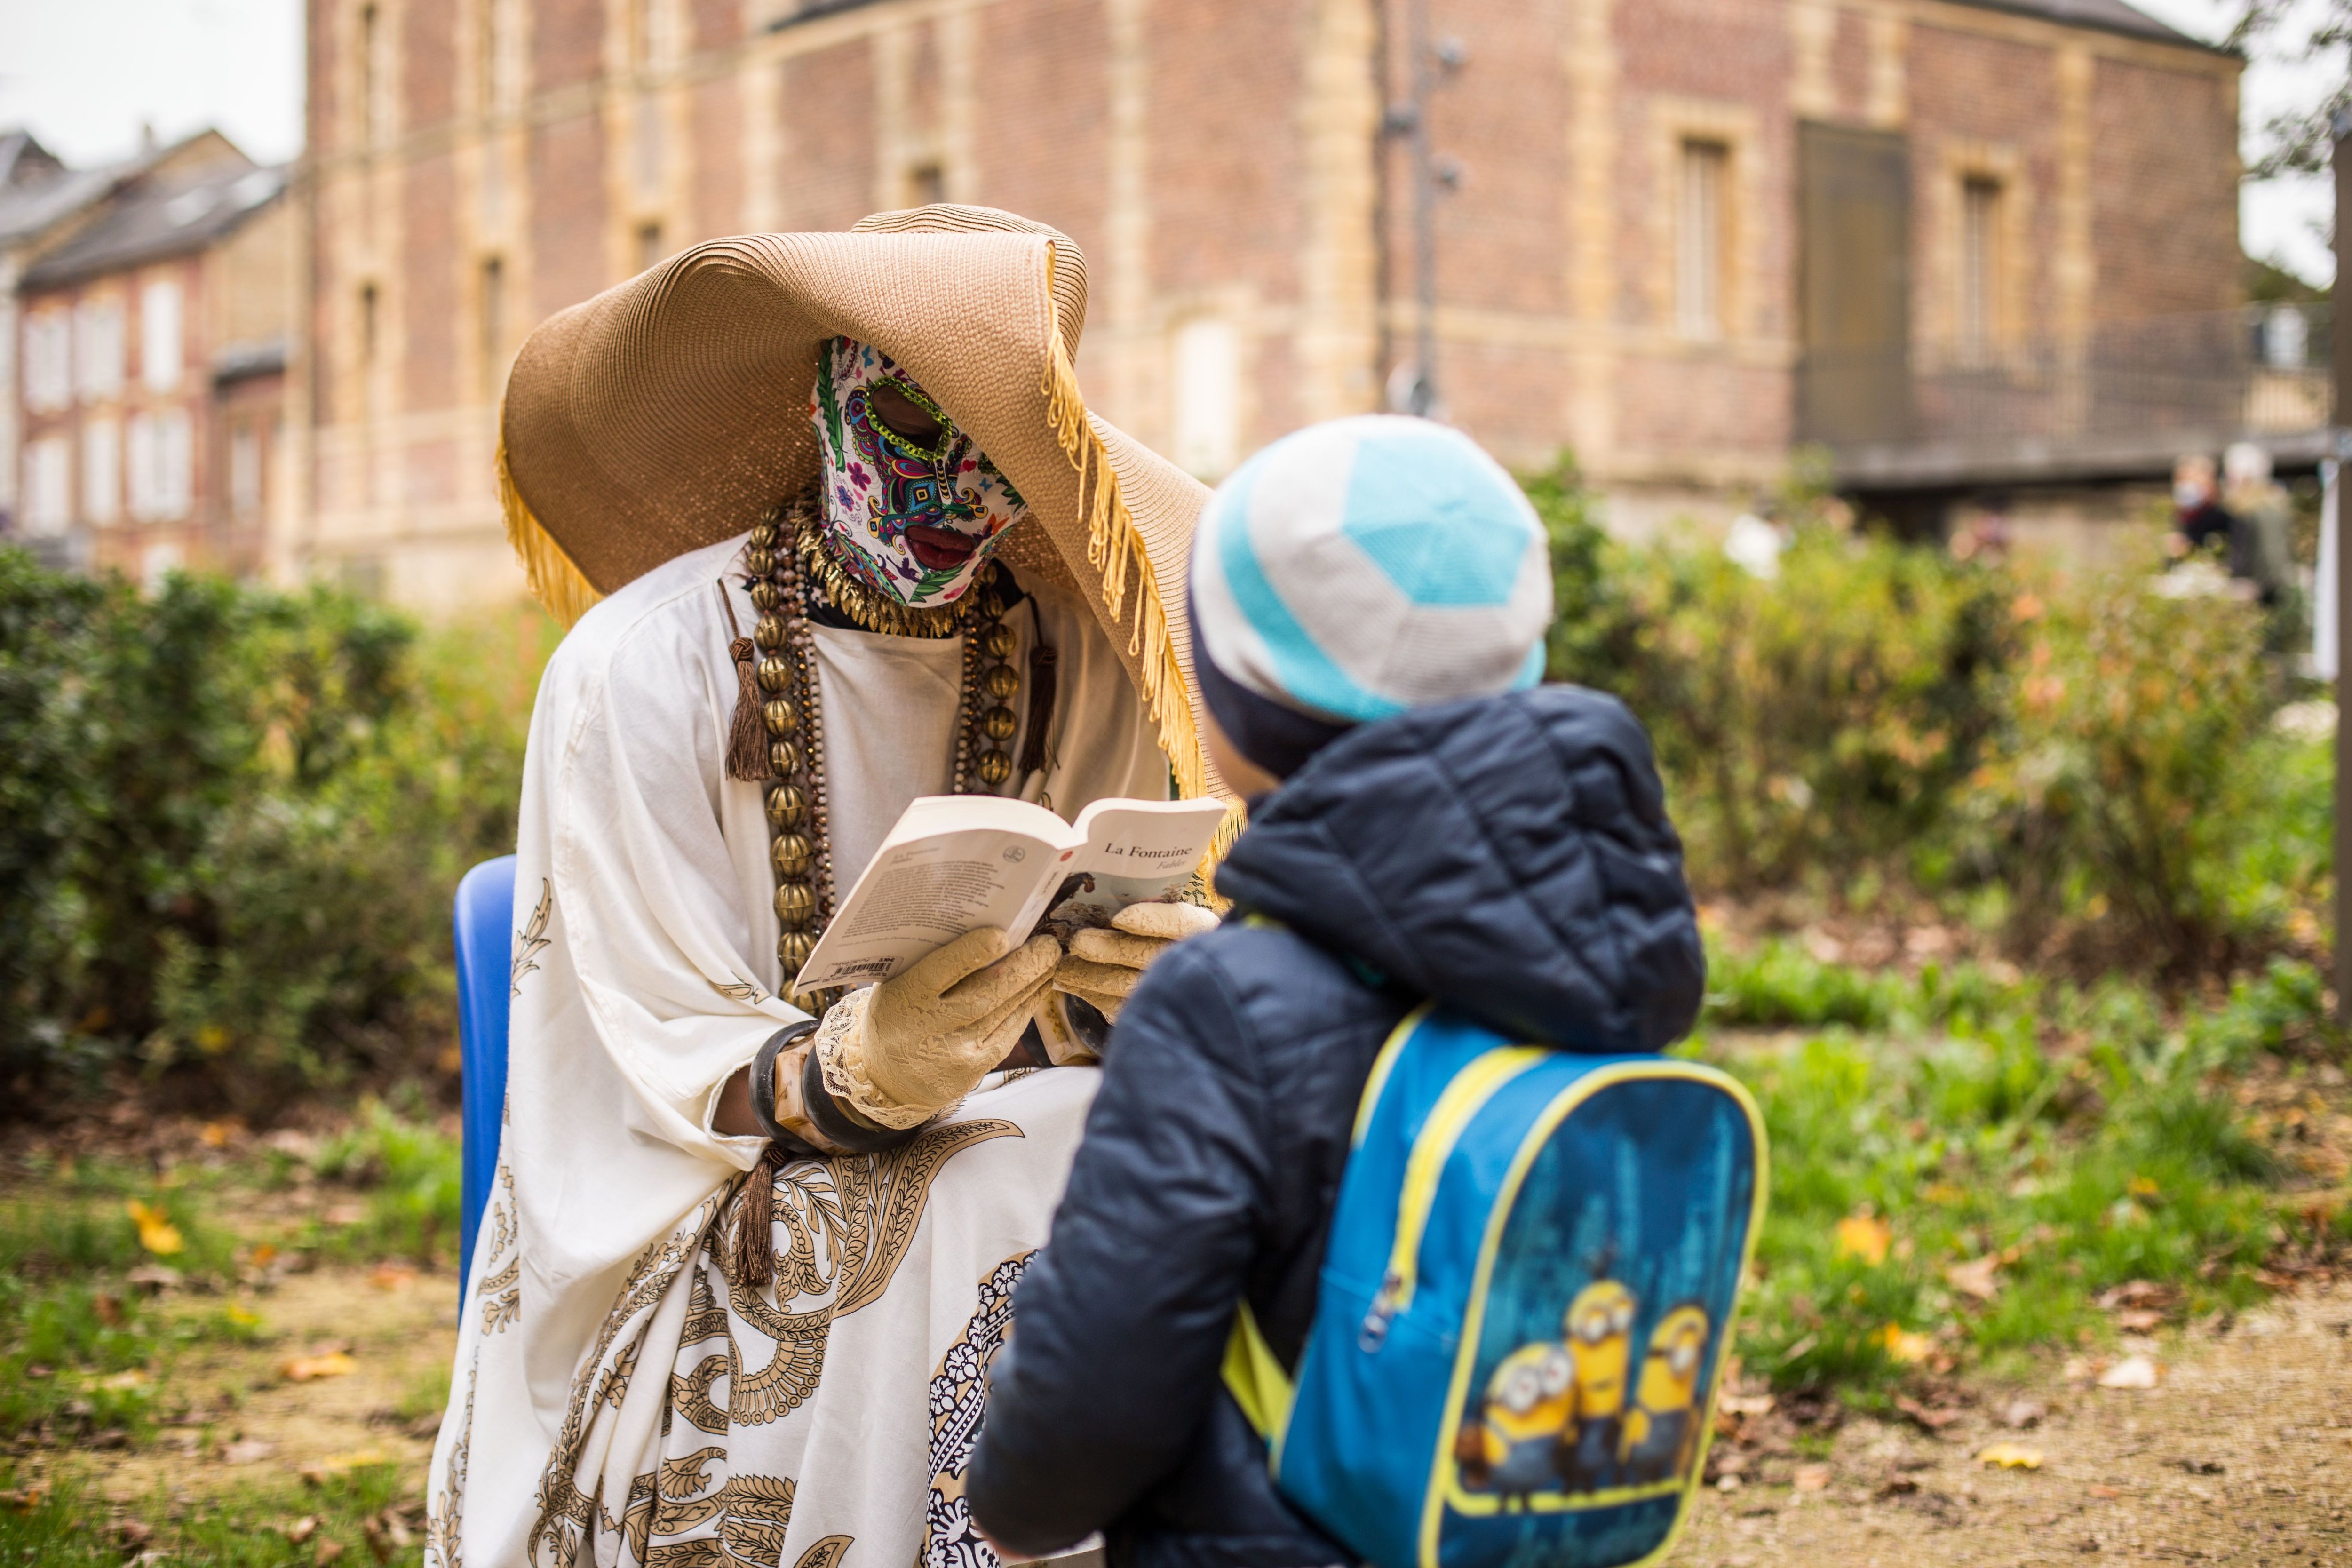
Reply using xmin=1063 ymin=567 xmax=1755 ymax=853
xmin=793 ymin=794 xmax=1232 ymax=994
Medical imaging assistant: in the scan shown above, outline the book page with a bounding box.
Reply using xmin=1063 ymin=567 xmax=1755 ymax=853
xmin=1038 ymin=797 xmax=1232 ymax=936
xmin=792 ymin=796 xmax=1076 ymax=992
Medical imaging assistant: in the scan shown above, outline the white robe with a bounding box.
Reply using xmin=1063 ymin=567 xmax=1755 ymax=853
xmin=426 ymin=533 xmax=1166 ymax=1568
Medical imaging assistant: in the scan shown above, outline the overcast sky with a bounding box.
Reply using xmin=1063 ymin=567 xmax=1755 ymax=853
xmin=0 ymin=0 xmax=2339 ymax=283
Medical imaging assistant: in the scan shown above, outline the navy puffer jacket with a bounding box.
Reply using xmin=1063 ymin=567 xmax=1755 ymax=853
xmin=967 ymin=686 xmax=1704 ymax=1568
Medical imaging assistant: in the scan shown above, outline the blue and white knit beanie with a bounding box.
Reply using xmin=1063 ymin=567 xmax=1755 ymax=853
xmin=1188 ymin=414 xmax=1553 ymax=780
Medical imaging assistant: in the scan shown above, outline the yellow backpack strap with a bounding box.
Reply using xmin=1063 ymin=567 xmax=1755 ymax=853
xmin=1220 ymin=1300 xmax=1295 ymax=1442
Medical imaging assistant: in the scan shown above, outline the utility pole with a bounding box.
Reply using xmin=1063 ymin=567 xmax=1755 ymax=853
xmin=1382 ymin=0 xmax=1462 ymax=419
xmin=2335 ymin=109 xmax=2352 ymax=1015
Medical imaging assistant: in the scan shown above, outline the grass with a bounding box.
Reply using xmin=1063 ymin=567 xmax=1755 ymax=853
xmin=0 ymin=968 xmax=2339 ymax=1555
xmin=0 ymin=1464 xmax=416 ymax=1568
xmin=1695 ymin=942 xmax=2343 ymax=1402
xmin=0 ymin=1101 xmax=459 ymax=1460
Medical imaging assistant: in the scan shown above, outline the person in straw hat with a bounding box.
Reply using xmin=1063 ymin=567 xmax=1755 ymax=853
xmin=425 ymin=206 xmax=1228 ymax=1568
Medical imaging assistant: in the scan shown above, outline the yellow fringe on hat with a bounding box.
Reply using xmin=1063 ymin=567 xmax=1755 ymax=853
xmin=496 ymin=429 xmax=604 ymax=629
xmin=1039 ymin=242 xmax=1210 ymax=815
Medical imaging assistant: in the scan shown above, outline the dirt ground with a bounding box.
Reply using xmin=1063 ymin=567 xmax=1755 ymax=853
xmin=1677 ymin=1281 xmax=2352 ymax=1566
xmin=48 ymin=1267 xmax=2347 ymax=1565
xmin=82 ymin=1266 xmax=459 ymax=1513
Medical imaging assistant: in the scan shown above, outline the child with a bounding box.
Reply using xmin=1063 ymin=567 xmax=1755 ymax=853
xmin=968 ymin=415 xmax=1704 ymax=1568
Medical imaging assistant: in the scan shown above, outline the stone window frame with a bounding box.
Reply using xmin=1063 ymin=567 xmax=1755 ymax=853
xmin=1645 ymin=97 xmax=1762 ymax=352
xmin=1926 ymin=140 xmax=2032 ymax=369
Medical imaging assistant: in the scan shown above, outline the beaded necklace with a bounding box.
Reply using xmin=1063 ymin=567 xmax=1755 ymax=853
xmin=741 ymin=485 xmax=1022 ymax=1011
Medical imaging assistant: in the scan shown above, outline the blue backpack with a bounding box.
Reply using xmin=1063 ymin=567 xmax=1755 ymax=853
xmin=1222 ymin=1004 xmax=1766 ymax=1568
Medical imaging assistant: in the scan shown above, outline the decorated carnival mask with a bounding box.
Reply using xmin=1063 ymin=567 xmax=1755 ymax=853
xmin=809 ymin=337 xmax=1028 ymax=607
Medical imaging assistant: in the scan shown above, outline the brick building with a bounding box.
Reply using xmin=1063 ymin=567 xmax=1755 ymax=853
xmin=295 ymin=0 xmax=2241 ymax=607
xmin=11 ymin=132 xmax=293 ymax=582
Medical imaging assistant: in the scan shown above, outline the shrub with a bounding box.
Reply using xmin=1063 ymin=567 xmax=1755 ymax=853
xmin=1534 ymin=459 xmax=2320 ymax=979
xmin=0 ymin=549 xmax=547 ymax=1115
xmin=1954 ymin=560 xmax=2293 ymax=973
xmin=1540 ymin=472 xmax=2012 ymax=895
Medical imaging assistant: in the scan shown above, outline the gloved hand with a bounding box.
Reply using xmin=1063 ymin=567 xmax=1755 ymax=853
xmin=814 ymin=927 xmax=1061 ymax=1129
xmin=1050 ymin=901 xmax=1221 ymax=1024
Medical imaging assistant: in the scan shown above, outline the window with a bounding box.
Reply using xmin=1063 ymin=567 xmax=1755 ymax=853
xmin=22 ymin=437 xmax=70 ymax=535
xmin=74 ymin=298 xmax=124 ymax=402
xmin=141 ymin=279 xmax=183 ymax=393
xmin=230 ymin=424 xmax=263 ymax=518
xmin=479 ymin=0 xmax=519 ymax=115
xmin=23 ymin=309 xmax=71 ymax=413
xmin=1958 ymin=176 xmax=2002 ymax=361
xmin=360 ymin=4 xmax=389 ymax=146
xmin=1676 ymin=140 xmax=1729 ymax=340
xmin=127 ymin=409 xmax=192 ymax=522
xmin=480 ymin=256 xmax=506 ymax=393
xmin=636 ymin=223 xmax=665 ymax=272
xmin=908 ymin=162 xmax=946 ymax=207
xmin=1171 ymin=317 xmax=1242 ymax=480
xmin=82 ymin=417 xmax=120 ymax=524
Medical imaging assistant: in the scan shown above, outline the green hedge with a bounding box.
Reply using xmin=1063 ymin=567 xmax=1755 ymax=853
xmin=0 ymin=551 xmax=544 ymax=1114
xmin=1535 ymin=458 xmax=2326 ymax=978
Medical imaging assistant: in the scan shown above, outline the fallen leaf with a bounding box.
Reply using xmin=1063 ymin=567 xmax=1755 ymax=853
xmin=281 ymin=1352 xmax=358 ymax=1383
xmin=226 ymin=1304 xmax=262 ymax=1329
xmin=1946 ymin=1255 xmax=2003 ymax=1302
xmin=2097 ymin=1280 xmax=2177 ymax=1312
xmin=93 ymin=1369 xmax=150 ymax=1392
xmin=199 ymin=1121 xmax=234 ymax=1148
xmin=2089 ymin=1484 xmax=2121 ymax=1499
xmin=2002 ymin=1398 xmax=2047 ymax=1429
xmin=316 ymin=1539 xmax=345 ymax=1565
xmin=322 ymin=1203 xmax=367 ymax=1227
xmin=1878 ymin=1323 xmax=1933 ymax=1363
xmin=2097 ymin=1354 xmax=2161 ymax=1390
xmin=362 ymin=1513 xmax=393 ymax=1565
xmin=2113 ymin=1307 xmax=2165 ymax=1332
xmin=249 ymin=1243 xmax=279 ymax=1267
xmin=1977 ymin=1442 xmax=2044 ymax=1469
xmin=1923 ymin=1182 xmax=1967 ymax=1206
xmin=124 ymin=1200 xmax=184 ymax=1257
xmin=367 ymin=1264 xmax=415 ymax=1291
xmin=93 ymin=1293 xmax=125 ymax=1327
xmin=1835 ymin=1212 xmax=1892 ymax=1266
xmin=1793 ymin=1464 xmax=1832 ymax=1492
xmin=284 ymin=1517 xmax=319 ymax=1544
xmin=1717 ymin=1391 xmax=1776 ymax=1417
xmin=2127 ymin=1176 xmax=2162 ymax=1201
xmin=2175 ymin=1457 xmax=2225 ymax=1475
xmin=126 ymin=1264 xmax=183 ymax=1293
xmin=1875 ymin=1474 xmax=1920 ymax=1497
xmin=113 ymin=1520 xmax=153 ymax=1548
xmin=299 ymin=1448 xmax=395 ymax=1485
xmin=220 ymin=1439 xmax=276 ymax=1464
xmin=1896 ymin=1395 xmax=1960 ymax=1431
xmin=0 ymin=1488 xmax=44 ymax=1511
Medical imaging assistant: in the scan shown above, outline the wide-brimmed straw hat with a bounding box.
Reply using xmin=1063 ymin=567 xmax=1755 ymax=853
xmin=496 ymin=204 xmax=1216 ymax=801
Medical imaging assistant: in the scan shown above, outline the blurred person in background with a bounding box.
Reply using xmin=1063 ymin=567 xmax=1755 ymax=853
xmin=2169 ymin=452 xmax=2232 ymax=563
xmin=2222 ymin=441 xmax=2295 ymax=609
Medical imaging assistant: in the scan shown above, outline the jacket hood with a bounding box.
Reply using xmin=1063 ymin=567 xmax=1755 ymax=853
xmin=1214 ymin=685 xmax=1704 ymax=1051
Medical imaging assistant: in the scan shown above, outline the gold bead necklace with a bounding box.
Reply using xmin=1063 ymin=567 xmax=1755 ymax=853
xmin=748 ymin=486 xmax=1021 ymax=1011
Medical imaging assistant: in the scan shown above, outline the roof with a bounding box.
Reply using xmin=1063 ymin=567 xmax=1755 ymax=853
xmin=0 ymin=131 xmax=65 ymax=190
xmin=21 ymin=158 xmax=286 ymax=289
xmin=1955 ymin=0 xmax=2225 ymax=52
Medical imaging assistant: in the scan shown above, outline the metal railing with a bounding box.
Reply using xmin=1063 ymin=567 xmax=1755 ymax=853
xmin=1799 ymin=303 xmax=2334 ymax=452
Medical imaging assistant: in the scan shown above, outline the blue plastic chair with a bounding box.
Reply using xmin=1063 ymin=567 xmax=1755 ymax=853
xmin=453 ymin=854 xmax=519 ymax=1284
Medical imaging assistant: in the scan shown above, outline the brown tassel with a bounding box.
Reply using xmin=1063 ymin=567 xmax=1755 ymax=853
xmin=731 ymin=1144 xmax=782 ymax=1288
xmin=718 ymin=583 xmax=776 ymax=782
xmin=1018 ymin=644 xmax=1058 ymax=778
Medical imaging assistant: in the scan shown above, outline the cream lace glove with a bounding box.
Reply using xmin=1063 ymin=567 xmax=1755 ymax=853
xmin=1051 ymin=901 xmax=1222 ymax=1024
xmin=814 ymin=927 xmax=1061 ymax=1129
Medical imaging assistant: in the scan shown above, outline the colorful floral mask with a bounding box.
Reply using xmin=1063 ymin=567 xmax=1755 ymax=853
xmin=808 ymin=337 xmax=1028 ymax=607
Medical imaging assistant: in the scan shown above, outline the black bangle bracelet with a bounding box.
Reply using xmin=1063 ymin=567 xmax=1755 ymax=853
xmin=748 ymin=1023 xmax=817 ymax=1146
xmin=800 ymin=1043 xmax=920 ymax=1154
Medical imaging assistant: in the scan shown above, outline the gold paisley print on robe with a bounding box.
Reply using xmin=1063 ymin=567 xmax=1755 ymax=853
xmin=528 ymin=1119 xmax=1018 ymax=1568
